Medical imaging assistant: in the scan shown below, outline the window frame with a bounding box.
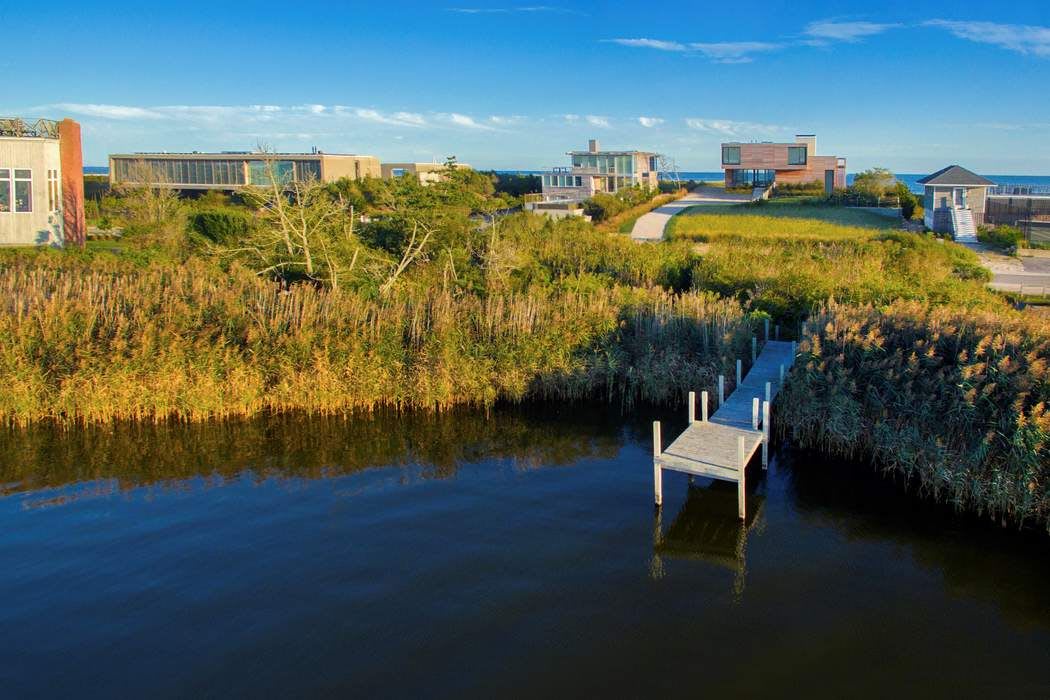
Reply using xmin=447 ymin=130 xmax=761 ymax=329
xmin=47 ymin=169 xmax=61 ymax=212
xmin=13 ymin=168 xmax=32 ymax=213
xmin=722 ymin=146 xmax=741 ymax=166
xmin=0 ymin=168 xmax=10 ymax=213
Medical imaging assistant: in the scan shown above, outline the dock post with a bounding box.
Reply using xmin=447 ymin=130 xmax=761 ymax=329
xmin=791 ymin=340 xmax=797 ymax=358
xmin=718 ymin=375 xmax=725 ymax=405
xmin=779 ymin=363 xmax=785 ymax=385
xmin=736 ymin=359 xmax=742 ymax=387
xmin=765 ymin=381 xmax=771 ymax=404
xmin=751 ymin=336 xmax=757 ymax=363
xmin=762 ymin=400 xmax=770 ymax=469
xmin=688 ymin=391 xmax=695 ymax=423
xmin=701 ymin=391 xmax=709 ymax=422
xmin=737 ymin=435 xmax=746 ymax=520
xmin=763 ymin=318 xmax=769 ymax=342
xmin=752 ymin=397 xmax=759 ymax=430
xmin=775 ymin=324 xmax=780 ymax=340
xmin=653 ymin=421 xmax=662 ymax=507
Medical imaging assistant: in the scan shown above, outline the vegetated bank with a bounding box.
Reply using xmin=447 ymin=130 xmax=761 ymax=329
xmin=4 ymin=165 xmax=1048 ymax=530
xmin=669 ymin=200 xmax=1049 ymax=530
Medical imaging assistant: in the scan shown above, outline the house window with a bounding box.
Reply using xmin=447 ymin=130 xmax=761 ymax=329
xmin=787 ymin=146 xmax=807 ymax=165
xmin=391 ymin=168 xmax=407 ymax=177
xmin=47 ymin=169 xmax=60 ymax=212
xmin=13 ymin=169 xmax=32 ymax=212
xmin=0 ymin=169 xmax=9 ymax=213
xmin=722 ymin=146 xmax=741 ymax=165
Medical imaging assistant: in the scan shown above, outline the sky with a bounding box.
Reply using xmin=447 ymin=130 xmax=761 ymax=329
xmin=3 ymin=0 xmax=1049 ymax=173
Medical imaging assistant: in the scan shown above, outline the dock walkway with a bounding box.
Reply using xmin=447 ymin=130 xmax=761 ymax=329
xmin=653 ymin=339 xmax=797 ymax=519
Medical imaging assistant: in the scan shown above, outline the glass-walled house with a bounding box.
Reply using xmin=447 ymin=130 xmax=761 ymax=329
xmin=720 ymin=135 xmax=846 ymax=193
xmin=109 ymin=151 xmax=380 ymax=191
xmin=539 ymin=139 xmax=660 ymax=202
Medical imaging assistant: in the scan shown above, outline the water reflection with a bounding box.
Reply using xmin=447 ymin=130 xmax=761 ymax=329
xmin=784 ymin=448 xmax=1050 ymax=632
xmin=0 ymin=405 xmax=624 ymax=504
xmin=651 ymin=481 xmax=766 ymax=597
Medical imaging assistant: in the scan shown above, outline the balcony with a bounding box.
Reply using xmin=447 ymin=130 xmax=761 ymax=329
xmin=0 ymin=117 xmax=60 ymax=139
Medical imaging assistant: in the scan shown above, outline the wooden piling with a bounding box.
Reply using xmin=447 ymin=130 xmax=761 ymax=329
xmin=701 ymin=391 xmax=709 ymax=422
xmin=719 ymin=375 xmax=725 ymax=405
xmin=688 ymin=391 xmax=695 ymax=423
xmin=762 ymin=400 xmax=770 ymax=469
xmin=653 ymin=421 xmax=662 ymax=507
xmin=736 ymin=359 xmax=742 ymax=387
xmin=765 ymin=381 xmax=771 ymax=404
xmin=752 ymin=397 xmax=759 ymax=430
xmin=775 ymin=324 xmax=780 ymax=340
xmin=737 ymin=435 xmax=746 ymax=520
xmin=779 ymin=363 xmax=785 ymax=384
xmin=751 ymin=336 xmax=757 ymax=362
xmin=763 ymin=318 xmax=769 ymax=342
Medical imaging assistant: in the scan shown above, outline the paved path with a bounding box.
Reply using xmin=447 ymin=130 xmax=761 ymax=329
xmin=960 ymin=242 xmax=1050 ymax=294
xmin=630 ymin=187 xmax=750 ymax=242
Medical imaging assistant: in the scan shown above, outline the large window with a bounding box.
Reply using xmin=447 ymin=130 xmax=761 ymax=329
xmin=14 ymin=169 xmax=32 ymax=212
xmin=47 ymin=169 xmax=60 ymax=212
xmin=787 ymin=146 xmax=807 ymax=165
xmin=249 ymin=160 xmax=294 ymax=186
xmin=722 ymin=146 xmax=741 ymax=165
xmin=0 ymin=169 xmax=9 ymax=212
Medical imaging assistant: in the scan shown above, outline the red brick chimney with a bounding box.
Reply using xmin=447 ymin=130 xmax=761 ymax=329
xmin=58 ymin=119 xmax=86 ymax=247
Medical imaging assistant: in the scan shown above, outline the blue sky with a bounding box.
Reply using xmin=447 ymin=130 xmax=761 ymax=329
xmin=4 ymin=1 xmax=1049 ymax=172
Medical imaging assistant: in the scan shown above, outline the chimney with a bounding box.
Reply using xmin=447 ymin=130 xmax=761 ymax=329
xmin=588 ymin=138 xmax=600 ymax=153
xmin=57 ymin=119 xmax=86 ymax=248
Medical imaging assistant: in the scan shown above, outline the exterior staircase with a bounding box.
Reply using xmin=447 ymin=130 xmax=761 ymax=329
xmin=951 ymin=206 xmax=978 ymax=243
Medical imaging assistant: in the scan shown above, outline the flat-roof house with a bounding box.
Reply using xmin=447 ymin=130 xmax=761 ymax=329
xmin=109 ymin=151 xmax=381 ymax=191
xmin=917 ymin=165 xmax=996 ymax=242
xmin=539 ymin=139 xmax=660 ymax=202
xmin=720 ymin=134 xmax=846 ymax=193
xmin=381 ymin=161 xmax=473 ymax=185
xmin=0 ymin=117 xmax=85 ymax=247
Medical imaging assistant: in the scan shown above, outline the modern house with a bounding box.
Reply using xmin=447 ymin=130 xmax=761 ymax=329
xmin=381 ymin=161 xmax=473 ymax=184
xmin=917 ymin=165 xmax=996 ymax=242
xmin=720 ymin=135 xmax=846 ymax=193
xmin=538 ymin=139 xmax=660 ymax=202
xmin=0 ymin=117 xmax=85 ymax=247
xmin=109 ymin=150 xmax=381 ymax=191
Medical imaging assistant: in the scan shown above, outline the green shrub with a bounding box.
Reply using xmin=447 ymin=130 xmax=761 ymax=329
xmin=190 ymin=208 xmax=255 ymax=242
xmin=978 ymin=224 xmax=1024 ymax=250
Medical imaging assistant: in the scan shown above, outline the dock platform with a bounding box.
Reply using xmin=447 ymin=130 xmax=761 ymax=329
xmin=653 ymin=339 xmax=796 ymax=519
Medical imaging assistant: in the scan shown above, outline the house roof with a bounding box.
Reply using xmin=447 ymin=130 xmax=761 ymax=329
xmin=917 ymin=165 xmax=996 ymax=187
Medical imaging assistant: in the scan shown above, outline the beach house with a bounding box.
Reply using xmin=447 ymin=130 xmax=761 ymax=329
xmin=538 ymin=139 xmax=659 ymax=202
xmin=720 ymin=134 xmax=846 ymax=194
xmin=917 ymin=165 xmax=996 ymax=242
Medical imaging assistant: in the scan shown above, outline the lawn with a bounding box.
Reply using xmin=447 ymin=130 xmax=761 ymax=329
xmin=666 ymin=200 xmax=899 ymax=242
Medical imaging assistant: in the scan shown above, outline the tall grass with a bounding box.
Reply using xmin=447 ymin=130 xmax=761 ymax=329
xmin=780 ymin=300 xmax=1050 ymax=530
xmin=0 ymin=256 xmax=756 ymax=425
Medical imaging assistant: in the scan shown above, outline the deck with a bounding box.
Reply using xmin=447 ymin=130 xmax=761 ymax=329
xmin=653 ymin=339 xmax=796 ymax=519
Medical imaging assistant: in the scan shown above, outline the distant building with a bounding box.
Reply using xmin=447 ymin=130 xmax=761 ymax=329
xmin=538 ymin=139 xmax=660 ymax=202
xmin=917 ymin=165 xmax=996 ymax=241
xmin=108 ymin=151 xmax=381 ymax=191
xmin=381 ymin=161 xmax=472 ymax=184
xmin=0 ymin=117 xmax=85 ymax=247
xmin=720 ymin=134 xmax=846 ymax=193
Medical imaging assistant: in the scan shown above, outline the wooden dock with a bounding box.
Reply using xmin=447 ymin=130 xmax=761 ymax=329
xmin=653 ymin=338 xmax=797 ymax=520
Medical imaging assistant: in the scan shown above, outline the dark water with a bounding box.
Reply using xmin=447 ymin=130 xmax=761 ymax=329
xmin=2 ymin=406 xmax=1049 ymax=698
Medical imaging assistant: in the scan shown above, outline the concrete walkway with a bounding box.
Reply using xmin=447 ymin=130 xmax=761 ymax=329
xmin=630 ymin=187 xmax=751 ymax=242
xmin=959 ymin=242 xmax=1050 ymax=294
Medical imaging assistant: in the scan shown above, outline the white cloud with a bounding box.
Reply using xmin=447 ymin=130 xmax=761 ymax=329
xmin=447 ymin=6 xmax=582 ymax=15
xmin=605 ymin=38 xmax=688 ymax=52
xmin=684 ymin=118 xmax=785 ymax=137
xmin=444 ymin=113 xmax=495 ymax=130
xmin=802 ymin=20 xmax=901 ymax=44
xmin=352 ymin=108 xmax=427 ymax=127
xmin=925 ymin=20 xmax=1050 ymax=57
xmin=53 ymin=103 xmax=165 ymax=120
xmin=562 ymin=114 xmax=580 ymax=123
xmin=638 ymin=116 xmax=664 ymax=128
xmin=585 ymin=115 xmax=611 ymax=128
xmin=605 ymin=37 xmax=780 ymax=63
